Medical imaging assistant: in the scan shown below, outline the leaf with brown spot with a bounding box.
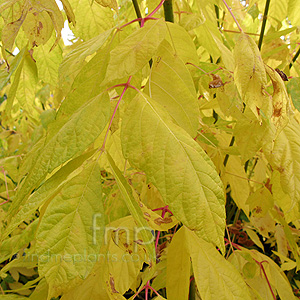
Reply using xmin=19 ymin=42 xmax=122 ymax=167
xmin=109 ymin=275 xmax=119 ymax=294
xmin=266 ymin=65 xmax=291 ymax=135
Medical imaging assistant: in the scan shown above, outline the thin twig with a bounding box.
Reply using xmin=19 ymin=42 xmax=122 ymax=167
xmin=223 ymin=136 xmax=235 ymax=167
xmin=255 ymin=260 xmax=276 ymax=300
xmin=225 ymin=225 xmax=235 ymax=259
xmin=258 ymin=0 xmax=271 ymax=50
xmin=289 ymin=45 xmax=300 ymax=69
xmin=0 ymin=45 xmax=15 ymax=57
xmin=148 ymin=0 xmax=165 ymax=18
xmin=221 ymin=0 xmax=243 ymax=33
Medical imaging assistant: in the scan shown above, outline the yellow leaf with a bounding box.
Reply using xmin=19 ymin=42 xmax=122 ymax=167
xmin=245 ymin=228 xmax=264 ymax=251
xmin=95 ymin=0 xmax=118 ymax=11
xmin=166 ymin=228 xmax=190 ymax=300
xmin=22 ymin=7 xmax=53 ymax=47
xmin=271 ymin=170 xmax=300 ymax=223
xmin=1 ymin=1 xmax=29 ymax=51
xmin=265 ymin=118 xmax=300 ymax=205
xmin=61 ymin=262 xmax=110 ymax=300
xmin=104 ymin=216 xmax=147 ymax=294
xmin=265 ymin=65 xmax=291 ymax=135
xmin=234 ymin=33 xmax=267 ymax=114
xmin=274 ymin=225 xmax=288 ymax=258
xmin=184 ymin=227 xmax=252 ymax=300
xmin=138 ymin=202 xmax=178 ymax=231
xmin=224 ymin=156 xmax=250 ymax=216
xmin=61 ymin=0 xmax=76 ymax=25
xmin=34 ymin=0 xmax=64 ymax=51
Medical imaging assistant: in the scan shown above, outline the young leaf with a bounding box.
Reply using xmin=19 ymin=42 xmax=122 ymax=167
xmin=0 ymin=47 xmax=26 ymax=91
xmin=224 ymin=156 xmax=250 ymax=216
xmin=13 ymin=51 xmax=38 ymax=113
xmin=234 ymin=107 xmax=274 ymax=163
xmin=233 ymin=248 xmax=296 ymax=300
xmin=36 ymin=161 xmax=105 ymax=298
xmin=0 ymin=296 xmax=30 ymax=300
xmin=121 ymin=92 xmax=226 ymax=251
xmin=104 ymin=216 xmax=148 ymax=294
xmin=105 ymin=19 xmax=167 ymax=83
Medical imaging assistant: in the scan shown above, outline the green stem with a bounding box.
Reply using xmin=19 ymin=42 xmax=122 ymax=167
xmin=163 ymin=0 xmax=174 ymax=22
xmin=131 ymin=0 xmax=153 ymax=67
xmin=131 ymin=0 xmax=142 ymax=23
xmin=223 ymin=136 xmax=235 ymax=167
xmin=214 ymin=5 xmax=220 ymax=28
xmin=0 ymin=45 xmax=15 ymax=57
xmin=258 ymin=0 xmax=271 ymax=50
xmin=289 ymin=46 xmax=300 ymax=69
xmin=189 ymin=278 xmax=196 ymax=300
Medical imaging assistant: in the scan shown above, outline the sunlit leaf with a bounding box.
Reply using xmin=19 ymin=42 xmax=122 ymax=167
xmin=147 ymin=40 xmax=199 ymax=137
xmin=121 ymin=92 xmax=226 ymax=251
xmin=166 ymin=227 xmax=190 ymax=300
xmin=184 ymin=227 xmax=252 ymax=300
xmin=107 ymin=153 xmax=156 ymax=262
xmin=105 ymin=19 xmax=167 ymax=83
xmin=234 ymin=33 xmax=267 ymax=114
xmin=68 ymin=0 xmax=114 ymax=40
xmin=8 ymin=93 xmax=110 ymax=217
xmin=36 ymin=161 xmax=105 ymax=298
